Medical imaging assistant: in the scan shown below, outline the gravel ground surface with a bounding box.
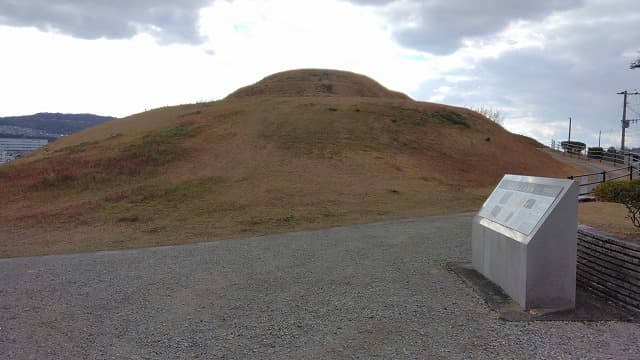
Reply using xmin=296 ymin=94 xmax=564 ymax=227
xmin=1 ymin=212 xmax=639 ymax=359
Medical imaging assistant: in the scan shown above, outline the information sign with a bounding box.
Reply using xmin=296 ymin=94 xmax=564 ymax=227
xmin=472 ymin=174 xmax=578 ymax=310
xmin=478 ymin=179 xmax=563 ymax=236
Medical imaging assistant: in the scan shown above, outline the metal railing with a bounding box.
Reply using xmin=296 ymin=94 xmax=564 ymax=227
xmin=551 ymin=139 xmax=640 ymax=166
xmin=584 ymin=151 xmax=640 ymax=166
xmin=552 ymin=139 xmax=640 ymax=196
xmin=568 ymin=165 xmax=640 ymax=196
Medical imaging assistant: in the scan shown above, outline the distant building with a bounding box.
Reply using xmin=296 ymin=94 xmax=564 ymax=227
xmin=0 ymin=138 xmax=49 ymax=163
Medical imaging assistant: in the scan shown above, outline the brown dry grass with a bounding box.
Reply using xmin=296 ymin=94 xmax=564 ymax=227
xmin=0 ymin=70 xmax=584 ymax=258
xmin=227 ymin=69 xmax=410 ymax=100
xmin=578 ymin=202 xmax=640 ymax=241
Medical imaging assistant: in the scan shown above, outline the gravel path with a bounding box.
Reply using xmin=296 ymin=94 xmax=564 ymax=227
xmin=1 ymin=213 xmax=639 ymax=359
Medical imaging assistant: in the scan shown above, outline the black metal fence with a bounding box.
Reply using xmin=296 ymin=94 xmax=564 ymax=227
xmin=568 ymin=166 xmax=640 ymax=196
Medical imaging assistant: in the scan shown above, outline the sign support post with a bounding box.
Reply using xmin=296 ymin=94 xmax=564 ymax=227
xmin=472 ymin=175 xmax=578 ymax=310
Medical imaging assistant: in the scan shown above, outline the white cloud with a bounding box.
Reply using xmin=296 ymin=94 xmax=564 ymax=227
xmin=198 ymin=0 xmax=434 ymax=96
xmin=1 ymin=0 xmax=439 ymax=117
xmin=0 ymin=26 xmax=223 ymax=117
xmin=0 ymin=0 xmax=211 ymax=44
xmin=348 ymin=0 xmax=583 ymax=54
xmin=410 ymin=0 xmax=640 ymax=148
xmin=1 ymin=0 xmax=639 ymax=152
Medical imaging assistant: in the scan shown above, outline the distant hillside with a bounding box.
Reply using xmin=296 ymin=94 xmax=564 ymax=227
xmin=0 ymin=69 xmax=583 ymax=258
xmin=0 ymin=112 xmax=115 ymax=139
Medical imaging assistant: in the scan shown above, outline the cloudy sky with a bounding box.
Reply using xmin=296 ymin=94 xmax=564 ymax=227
xmin=1 ymin=0 xmax=639 ymax=148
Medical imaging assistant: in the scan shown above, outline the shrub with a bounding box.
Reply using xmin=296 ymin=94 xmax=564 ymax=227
xmin=593 ymin=180 xmax=640 ymax=228
xmin=322 ymin=84 xmax=334 ymax=93
xmin=471 ymin=105 xmax=503 ymax=125
xmin=605 ymin=147 xmax=624 ymax=163
xmin=431 ymin=111 xmax=469 ymax=127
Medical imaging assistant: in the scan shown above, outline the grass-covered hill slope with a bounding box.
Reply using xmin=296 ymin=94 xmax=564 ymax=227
xmin=227 ymin=69 xmax=411 ymax=99
xmin=0 ymin=69 xmax=581 ymax=257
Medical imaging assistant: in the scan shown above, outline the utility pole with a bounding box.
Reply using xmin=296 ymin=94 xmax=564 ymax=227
xmin=617 ymin=90 xmax=640 ymax=164
xmin=598 ymin=130 xmax=601 ymax=147
xmin=618 ymin=91 xmax=628 ymax=151
xmin=568 ymin=117 xmax=572 ymax=142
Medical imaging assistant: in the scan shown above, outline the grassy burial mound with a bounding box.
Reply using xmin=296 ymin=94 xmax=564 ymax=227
xmin=227 ymin=69 xmax=411 ymax=99
xmin=0 ymin=69 xmax=581 ymax=257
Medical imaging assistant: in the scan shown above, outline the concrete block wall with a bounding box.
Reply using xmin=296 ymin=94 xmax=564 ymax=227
xmin=577 ymin=225 xmax=640 ymax=312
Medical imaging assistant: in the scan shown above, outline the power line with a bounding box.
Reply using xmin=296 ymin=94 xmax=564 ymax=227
xmin=628 ymin=95 xmax=640 ymax=119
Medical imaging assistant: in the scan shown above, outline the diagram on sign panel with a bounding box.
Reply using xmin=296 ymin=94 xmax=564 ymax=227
xmin=479 ymin=180 xmax=563 ymax=236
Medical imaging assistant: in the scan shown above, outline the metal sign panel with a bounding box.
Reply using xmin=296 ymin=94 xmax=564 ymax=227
xmin=478 ymin=178 xmax=564 ymax=236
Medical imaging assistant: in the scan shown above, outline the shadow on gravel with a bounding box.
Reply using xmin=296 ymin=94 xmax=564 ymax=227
xmin=448 ymin=262 xmax=640 ymax=322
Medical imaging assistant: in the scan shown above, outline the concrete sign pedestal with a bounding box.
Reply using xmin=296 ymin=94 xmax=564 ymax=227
xmin=472 ymin=175 xmax=578 ymax=311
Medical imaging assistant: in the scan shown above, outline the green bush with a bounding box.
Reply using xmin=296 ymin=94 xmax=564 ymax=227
xmin=593 ymin=180 xmax=640 ymax=228
xmin=594 ymin=180 xmax=625 ymax=202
